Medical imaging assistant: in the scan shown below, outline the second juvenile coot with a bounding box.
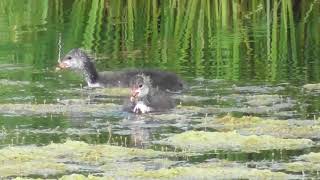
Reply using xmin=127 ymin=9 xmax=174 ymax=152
xmin=129 ymin=74 xmax=175 ymax=113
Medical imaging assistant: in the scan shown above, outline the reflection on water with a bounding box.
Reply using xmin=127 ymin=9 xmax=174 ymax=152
xmin=0 ymin=0 xmax=320 ymax=178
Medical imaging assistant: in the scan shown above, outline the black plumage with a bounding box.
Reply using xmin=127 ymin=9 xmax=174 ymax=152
xmin=58 ymin=48 xmax=184 ymax=92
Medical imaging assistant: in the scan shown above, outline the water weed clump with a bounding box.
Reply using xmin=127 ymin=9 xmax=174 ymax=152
xmin=133 ymin=161 xmax=293 ymax=179
xmin=0 ymin=103 xmax=120 ymax=116
xmin=0 ymin=140 xmax=175 ymax=178
xmin=197 ymin=115 xmax=320 ymax=139
xmin=303 ymin=83 xmax=320 ymax=93
xmin=275 ymin=152 xmax=320 ymax=173
xmin=156 ymin=131 xmax=313 ymax=153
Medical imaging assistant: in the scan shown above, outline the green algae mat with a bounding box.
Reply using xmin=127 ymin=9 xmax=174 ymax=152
xmin=0 ymin=140 xmax=172 ymax=178
xmin=0 ymin=103 xmax=120 ymax=115
xmin=0 ymin=140 xmax=298 ymax=179
xmin=156 ymin=131 xmax=313 ymax=153
xmin=274 ymin=152 xmax=320 ymax=173
xmin=59 ymin=162 xmax=295 ymax=179
xmin=197 ymin=115 xmax=320 ymax=139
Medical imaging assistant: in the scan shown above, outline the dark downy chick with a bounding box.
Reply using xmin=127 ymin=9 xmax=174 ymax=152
xmin=129 ymin=74 xmax=175 ymax=113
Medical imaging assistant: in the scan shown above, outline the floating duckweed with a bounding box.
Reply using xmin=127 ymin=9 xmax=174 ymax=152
xmin=157 ymin=131 xmax=313 ymax=153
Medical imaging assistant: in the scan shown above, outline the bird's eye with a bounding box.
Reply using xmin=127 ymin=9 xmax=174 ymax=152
xmin=67 ymin=56 xmax=72 ymax=60
xmin=139 ymin=84 xmax=143 ymax=88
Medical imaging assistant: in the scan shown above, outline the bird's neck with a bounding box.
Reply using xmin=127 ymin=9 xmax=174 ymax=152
xmin=83 ymin=61 xmax=99 ymax=85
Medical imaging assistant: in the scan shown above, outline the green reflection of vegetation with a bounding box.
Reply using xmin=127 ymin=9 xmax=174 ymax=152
xmin=0 ymin=0 xmax=319 ymax=82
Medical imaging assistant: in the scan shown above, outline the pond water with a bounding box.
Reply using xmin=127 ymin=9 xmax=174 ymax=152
xmin=0 ymin=0 xmax=320 ymax=179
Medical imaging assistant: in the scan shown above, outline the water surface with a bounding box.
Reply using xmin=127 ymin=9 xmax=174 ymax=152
xmin=0 ymin=0 xmax=319 ymax=178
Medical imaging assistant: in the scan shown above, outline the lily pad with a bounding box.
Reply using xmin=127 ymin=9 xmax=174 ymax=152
xmin=156 ymin=131 xmax=313 ymax=153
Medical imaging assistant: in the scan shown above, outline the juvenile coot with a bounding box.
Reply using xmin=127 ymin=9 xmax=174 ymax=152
xmin=129 ymin=74 xmax=175 ymax=113
xmin=57 ymin=48 xmax=184 ymax=92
